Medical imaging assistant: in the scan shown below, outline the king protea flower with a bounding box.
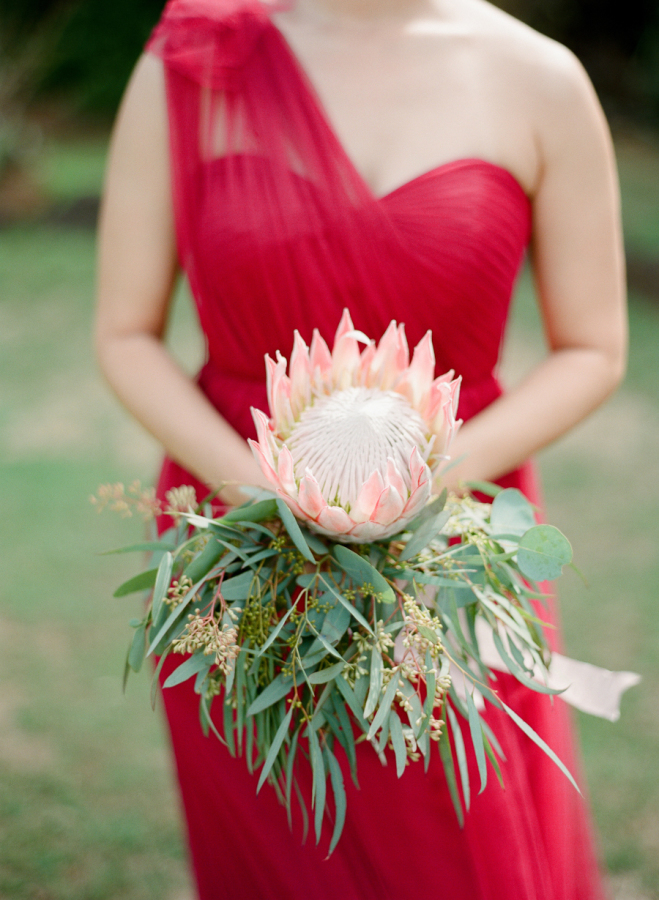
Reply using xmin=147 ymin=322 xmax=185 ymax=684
xmin=249 ymin=310 xmax=461 ymax=543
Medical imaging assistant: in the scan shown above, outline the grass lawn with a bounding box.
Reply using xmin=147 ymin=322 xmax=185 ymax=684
xmin=1 ymin=130 xmax=659 ymax=899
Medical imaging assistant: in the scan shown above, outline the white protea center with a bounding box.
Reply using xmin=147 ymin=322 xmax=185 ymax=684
xmin=288 ymin=387 xmax=427 ymax=509
xmin=249 ymin=310 xmax=462 ymax=543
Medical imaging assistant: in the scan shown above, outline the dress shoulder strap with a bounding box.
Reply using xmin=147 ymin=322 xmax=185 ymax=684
xmin=146 ymin=0 xmax=282 ymax=89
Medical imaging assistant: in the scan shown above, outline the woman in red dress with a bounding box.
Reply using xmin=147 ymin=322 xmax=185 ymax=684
xmin=95 ymin=1 xmax=627 ymax=897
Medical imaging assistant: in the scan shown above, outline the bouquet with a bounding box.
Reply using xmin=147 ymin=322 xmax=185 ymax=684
xmin=97 ymin=311 xmax=634 ymax=854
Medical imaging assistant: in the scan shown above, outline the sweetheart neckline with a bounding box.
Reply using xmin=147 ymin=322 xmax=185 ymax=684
xmin=376 ymin=156 xmax=531 ymax=206
xmin=209 ymin=152 xmax=532 ymax=212
xmin=263 ymin=14 xmax=532 ymax=208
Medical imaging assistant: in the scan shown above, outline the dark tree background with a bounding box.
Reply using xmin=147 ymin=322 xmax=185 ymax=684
xmin=1 ymin=0 xmax=658 ymax=120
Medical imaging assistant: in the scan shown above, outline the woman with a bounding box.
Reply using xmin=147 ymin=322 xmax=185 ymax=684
xmin=95 ymin=0 xmax=627 ymax=897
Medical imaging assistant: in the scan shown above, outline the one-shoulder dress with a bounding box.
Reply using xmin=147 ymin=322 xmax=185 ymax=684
xmin=147 ymin=2 xmax=607 ymax=897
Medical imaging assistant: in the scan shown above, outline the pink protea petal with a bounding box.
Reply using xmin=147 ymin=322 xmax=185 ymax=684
xmin=276 ymin=491 xmax=307 ymax=522
xmin=348 ymin=520 xmax=391 ymax=542
xmin=401 ymin=479 xmax=432 ymax=519
xmin=371 ymin=484 xmax=405 ymax=526
xmin=289 ymin=331 xmax=311 ymax=416
xmin=409 ymin=445 xmax=429 ymax=493
xmin=427 ymin=376 xmax=462 ymax=457
xmin=357 ymin=341 xmax=376 ymax=385
xmin=385 ymin=457 xmax=407 ymax=499
xmin=350 ymin=470 xmax=385 ymax=523
xmin=331 ymin=309 xmax=361 ymax=389
xmin=436 ymin=368 xmax=457 ymax=387
xmin=397 ymin=323 xmax=410 ymax=371
xmin=309 ymin=328 xmax=333 ymax=383
xmin=297 ymin=470 xmax=326 ymax=520
xmin=250 ymin=407 xmax=277 ymax=470
xmin=395 ymin=331 xmax=435 ymax=412
xmin=317 ymin=504 xmax=355 ymax=534
xmin=426 ymin=376 xmax=456 ymax=421
xmin=266 ymin=352 xmax=293 ymax=431
xmin=365 ymin=321 xmax=410 ymax=390
xmin=248 ymin=438 xmax=279 ymax=488
xmin=276 ymin=445 xmax=298 ymax=498
xmin=333 ymin=308 xmax=356 ymax=344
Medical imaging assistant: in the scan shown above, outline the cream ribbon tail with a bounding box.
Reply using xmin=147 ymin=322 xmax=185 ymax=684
xmin=473 ymin=618 xmax=641 ymax=722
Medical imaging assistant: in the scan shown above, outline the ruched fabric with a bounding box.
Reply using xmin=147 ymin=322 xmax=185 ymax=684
xmin=148 ymin=2 xmax=607 ymax=897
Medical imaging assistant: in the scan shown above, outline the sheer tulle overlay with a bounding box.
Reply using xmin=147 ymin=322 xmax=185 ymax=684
xmin=147 ymin=2 xmax=606 ymax=897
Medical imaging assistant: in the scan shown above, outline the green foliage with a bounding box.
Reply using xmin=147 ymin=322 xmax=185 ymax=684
xmin=107 ymin=488 xmax=584 ymax=852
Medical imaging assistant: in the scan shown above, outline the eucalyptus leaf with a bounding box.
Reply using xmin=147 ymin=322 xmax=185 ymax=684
xmin=304 ymin=633 xmax=344 ymax=665
xmin=285 ymin=727 xmax=300 ymax=830
xmin=490 ymin=630 xmax=563 ymax=696
xmin=220 ymin=570 xmax=256 ymax=601
xmin=439 ymin=730 xmax=464 ymax=827
xmin=517 ymin=525 xmax=573 ymax=581
xmin=464 ymin=480 xmax=503 ymax=498
xmin=256 ymin=605 xmax=296 ymax=658
xmin=396 ymin=570 xmax=466 ymax=589
xmin=335 ymin=676 xmax=369 ymax=733
xmin=483 ymin=734 xmax=505 ymax=789
xmin=501 ymin=700 xmax=581 ymax=793
xmin=317 ymin=575 xmax=375 ymax=636
xmin=146 ymin=578 xmax=203 ymax=656
xmin=113 ymin=568 xmax=158 ymax=598
xmin=182 ymin=536 xmax=226 ymax=584
xmin=333 ymin=545 xmax=395 ymax=605
xmin=364 ymin=647 xmax=383 ymax=719
xmin=257 ymin=707 xmax=293 ymax=793
xmin=300 ymin=527 xmax=329 ymax=555
xmin=307 ymin=725 xmax=326 ymax=843
xmin=447 ymin=704 xmax=470 ymax=811
xmin=423 ymin=654 xmax=437 ymax=720
xmin=222 ymin=499 xmax=278 ymax=524
xmin=247 ymin=672 xmax=295 ymax=716
xmin=331 ymin=692 xmax=358 ymax=783
xmin=307 ymin=661 xmax=346 ymax=684
xmin=296 ymin=572 xmax=318 ymax=590
xmin=400 ymin=509 xmax=450 ymax=561
xmin=407 ymin=490 xmax=447 ymax=531
xmin=465 ymin=689 xmax=487 ymax=794
xmin=150 ymin=647 xmax=171 ymax=710
xmin=490 ymin=488 xmax=536 ymax=537
xmin=367 ymin=672 xmax=399 ymax=740
xmin=389 ymin=711 xmax=407 ymax=777
xmin=163 ymin=653 xmax=211 ymax=689
xmin=151 ymin=551 xmax=174 ymax=625
xmin=276 ymin=499 xmax=316 ymax=563
xmin=320 ymin=602 xmax=351 ymax=644
xmin=199 ymin=694 xmax=224 ymax=745
xmin=128 ymin=625 xmax=146 ymax=673
xmin=325 ymin=747 xmax=347 ymax=856
xmin=223 ymin=697 xmax=236 ymax=757
xmin=101 ymin=541 xmax=177 ymax=556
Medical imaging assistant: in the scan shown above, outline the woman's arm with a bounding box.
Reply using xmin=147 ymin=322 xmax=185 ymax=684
xmin=440 ymin=48 xmax=627 ymax=492
xmin=95 ymin=53 xmax=269 ymax=504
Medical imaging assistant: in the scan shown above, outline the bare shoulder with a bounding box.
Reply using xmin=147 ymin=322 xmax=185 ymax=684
xmin=106 ymin=52 xmax=169 ymax=188
xmin=117 ymin=52 xmax=166 ymax=126
xmin=449 ymin=0 xmax=610 ymax=182
xmin=457 ymin=0 xmax=593 ymax=102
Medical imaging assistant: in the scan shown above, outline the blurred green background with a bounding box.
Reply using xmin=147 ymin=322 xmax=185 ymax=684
xmin=1 ymin=2 xmax=659 ymax=899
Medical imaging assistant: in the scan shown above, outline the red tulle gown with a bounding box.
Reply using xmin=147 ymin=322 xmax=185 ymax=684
xmin=147 ymin=2 xmax=606 ymax=897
